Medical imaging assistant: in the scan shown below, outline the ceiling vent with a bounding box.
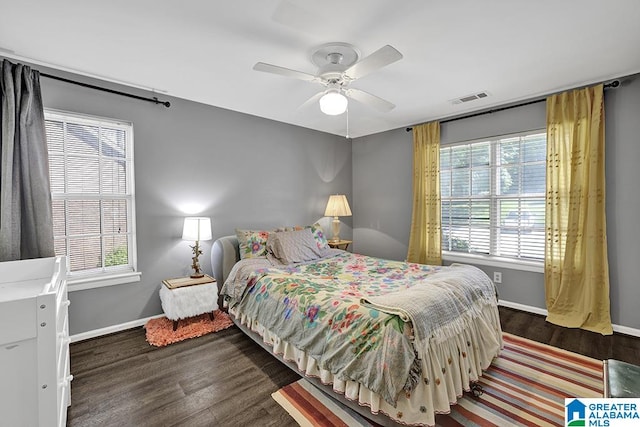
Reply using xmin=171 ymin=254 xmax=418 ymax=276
xmin=451 ymin=91 xmax=489 ymax=105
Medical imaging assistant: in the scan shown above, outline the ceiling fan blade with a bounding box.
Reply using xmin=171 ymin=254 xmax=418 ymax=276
xmin=343 ymin=45 xmax=403 ymax=80
xmin=344 ymin=88 xmax=396 ymax=112
xmin=298 ymin=91 xmax=324 ymax=109
xmin=253 ymin=62 xmax=318 ymax=82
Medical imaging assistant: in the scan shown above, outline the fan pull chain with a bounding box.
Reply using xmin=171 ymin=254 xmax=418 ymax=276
xmin=345 ymin=106 xmax=350 ymax=140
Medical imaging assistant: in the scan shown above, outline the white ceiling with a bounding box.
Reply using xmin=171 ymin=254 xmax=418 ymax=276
xmin=2 ymin=0 xmax=640 ymax=138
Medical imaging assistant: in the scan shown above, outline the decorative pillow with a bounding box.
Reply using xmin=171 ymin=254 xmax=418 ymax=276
xmin=309 ymin=222 xmax=329 ymax=250
xmin=235 ymin=229 xmax=270 ymax=259
xmin=266 ymin=228 xmax=330 ymax=265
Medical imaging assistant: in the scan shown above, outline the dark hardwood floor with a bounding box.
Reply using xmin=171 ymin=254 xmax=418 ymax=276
xmin=67 ymin=307 xmax=640 ymax=426
xmin=67 ymin=325 xmax=301 ymax=427
xmin=499 ymin=306 xmax=640 ymax=365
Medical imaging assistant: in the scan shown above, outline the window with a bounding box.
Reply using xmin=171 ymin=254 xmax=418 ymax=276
xmin=45 ymin=110 xmax=138 ymax=286
xmin=440 ymin=130 xmax=546 ymax=264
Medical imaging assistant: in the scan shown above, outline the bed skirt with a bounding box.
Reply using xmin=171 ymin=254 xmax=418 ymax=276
xmin=230 ymin=304 xmax=502 ymax=426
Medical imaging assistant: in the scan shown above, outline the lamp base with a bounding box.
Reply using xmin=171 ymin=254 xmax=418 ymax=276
xmin=189 ymin=240 xmax=204 ymax=279
xmin=331 ymin=216 xmax=341 ymax=243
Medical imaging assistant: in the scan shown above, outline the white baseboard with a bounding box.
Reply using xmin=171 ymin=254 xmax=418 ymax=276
xmin=70 ymin=314 xmax=164 ymax=343
xmin=499 ymin=300 xmax=548 ymax=316
xmin=611 ymin=324 xmax=640 ymax=338
xmin=499 ymin=299 xmax=640 ymax=338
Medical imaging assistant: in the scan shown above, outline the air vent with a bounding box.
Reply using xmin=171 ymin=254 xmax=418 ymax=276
xmin=451 ymin=91 xmax=490 ymax=105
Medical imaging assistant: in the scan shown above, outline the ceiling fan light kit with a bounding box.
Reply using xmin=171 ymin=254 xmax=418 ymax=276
xmin=254 ymin=42 xmax=403 ymax=116
xmin=319 ymin=89 xmax=348 ymax=115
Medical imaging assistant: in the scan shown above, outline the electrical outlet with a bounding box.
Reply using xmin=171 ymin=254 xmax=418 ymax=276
xmin=493 ymin=272 xmax=502 ymax=284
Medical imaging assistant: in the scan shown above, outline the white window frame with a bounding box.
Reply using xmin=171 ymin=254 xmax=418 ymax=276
xmin=440 ymin=129 xmax=546 ymax=273
xmin=45 ymin=109 xmax=141 ymax=291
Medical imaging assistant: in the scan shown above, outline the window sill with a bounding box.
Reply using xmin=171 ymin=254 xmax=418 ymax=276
xmin=67 ymin=271 xmax=142 ymax=292
xmin=442 ymin=252 xmax=544 ymax=273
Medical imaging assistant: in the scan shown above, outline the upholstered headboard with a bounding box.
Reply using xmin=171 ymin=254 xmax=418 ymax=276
xmin=211 ymin=235 xmax=240 ymax=285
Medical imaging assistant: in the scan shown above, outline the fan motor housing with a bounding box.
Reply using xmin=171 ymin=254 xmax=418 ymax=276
xmin=311 ymin=42 xmax=360 ymax=78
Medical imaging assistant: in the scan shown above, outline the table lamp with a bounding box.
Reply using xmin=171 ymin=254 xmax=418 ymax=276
xmin=324 ymin=194 xmax=352 ymax=243
xmin=182 ymin=217 xmax=212 ymax=278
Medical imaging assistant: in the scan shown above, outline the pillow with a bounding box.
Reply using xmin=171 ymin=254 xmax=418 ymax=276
xmin=266 ymin=228 xmax=330 ymax=265
xmin=235 ymin=229 xmax=270 ymax=259
xmin=285 ymin=223 xmax=329 ymax=250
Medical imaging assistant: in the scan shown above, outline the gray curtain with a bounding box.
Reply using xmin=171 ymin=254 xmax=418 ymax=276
xmin=0 ymin=59 xmax=54 ymax=261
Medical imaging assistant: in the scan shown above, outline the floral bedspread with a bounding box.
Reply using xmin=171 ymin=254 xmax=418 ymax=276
xmin=221 ymin=252 xmax=494 ymax=406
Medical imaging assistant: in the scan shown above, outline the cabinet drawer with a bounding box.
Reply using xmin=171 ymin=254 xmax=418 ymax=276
xmin=0 ymin=298 xmax=36 ymax=345
xmin=0 ymin=338 xmax=38 ymax=427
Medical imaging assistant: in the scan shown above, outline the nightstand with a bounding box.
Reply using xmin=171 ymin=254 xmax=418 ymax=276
xmin=328 ymin=239 xmax=352 ymax=250
xmin=159 ymin=274 xmax=218 ymax=330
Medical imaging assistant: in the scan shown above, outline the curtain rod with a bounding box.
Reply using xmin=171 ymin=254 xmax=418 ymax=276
xmin=40 ymin=72 xmax=171 ymax=108
xmin=405 ymin=80 xmax=620 ymax=132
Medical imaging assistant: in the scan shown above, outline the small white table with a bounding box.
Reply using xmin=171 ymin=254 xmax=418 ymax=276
xmin=159 ymin=278 xmax=218 ymax=330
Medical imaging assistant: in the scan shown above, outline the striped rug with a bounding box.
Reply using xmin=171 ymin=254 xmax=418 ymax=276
xmin=271 ymin=332 xmax=604 ymax=426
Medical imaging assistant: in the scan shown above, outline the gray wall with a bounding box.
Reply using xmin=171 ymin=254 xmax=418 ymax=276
xmin=6 ymin=56 xmax=639 ymax=333
xmin=30 ymin=65 xmax=352 ymax=335
xmin=353 ymin=75 xmax=640 ymax=330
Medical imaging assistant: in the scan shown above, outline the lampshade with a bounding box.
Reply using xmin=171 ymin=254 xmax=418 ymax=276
xmin=324 ymin=195 xmax=352 ymax=217
xmin=182 ymin=217 xmax=212 ymax=241
xmin=319 ymin=90 xmax=348 ymax=115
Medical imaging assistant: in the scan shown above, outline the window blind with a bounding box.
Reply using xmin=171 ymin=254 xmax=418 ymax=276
xmin=45 ymin=111 xmax=136 ymax=275
xmin=440 ymin=131 xmax=546 ymax=262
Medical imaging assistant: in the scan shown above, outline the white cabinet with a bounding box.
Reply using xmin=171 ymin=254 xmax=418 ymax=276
xmin=0 ymin=256 xmax=71 ymax=427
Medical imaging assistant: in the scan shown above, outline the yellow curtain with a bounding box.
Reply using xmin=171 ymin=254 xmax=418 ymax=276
xmin=407 ymin=122 xmax=441 ymax=265
xmin=545 ymin=84 xmax=612 ymax=335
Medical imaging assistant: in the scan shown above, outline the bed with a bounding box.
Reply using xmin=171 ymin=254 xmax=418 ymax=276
xmin=211 ymin=227 xmax=502 ymax=426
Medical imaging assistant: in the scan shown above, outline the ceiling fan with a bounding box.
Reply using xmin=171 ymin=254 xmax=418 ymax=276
xmin=253 ymin=42 xmax=403 ymax=115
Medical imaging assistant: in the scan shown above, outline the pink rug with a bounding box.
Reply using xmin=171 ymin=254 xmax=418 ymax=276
xmin=144 ymin=310 xmax=234 ymax=347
